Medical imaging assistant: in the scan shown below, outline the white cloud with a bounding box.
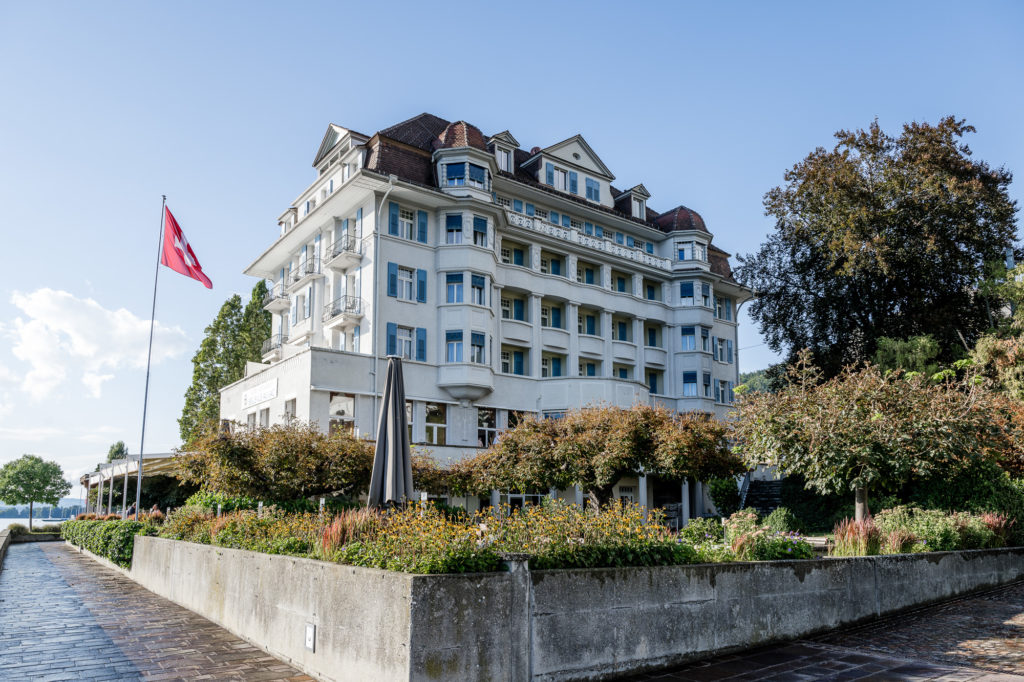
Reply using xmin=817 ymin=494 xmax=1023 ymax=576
xmin=8 ymin=288 xmax=188 ymax=400
xmin=0 ymin=425 xmax=64 ymax=441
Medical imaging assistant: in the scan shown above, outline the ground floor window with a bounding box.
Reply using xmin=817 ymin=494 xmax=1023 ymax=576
xmin=259 ymin=407 xmax=270 ymax=428
xmin=284 ymin=398 xmax=296 ymax=421
xmin=425 ymin=402 xmax=447 ymax=445
xmin=477 ymin=407 xmax=497 ymax=448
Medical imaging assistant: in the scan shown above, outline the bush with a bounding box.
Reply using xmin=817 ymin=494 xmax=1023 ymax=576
xmin=76 ymin=513 xmax=97 ymax=521
xmin=678 ymin=516 xmax=724 ymax=545
xmin=339 ymin=501 xmax=698 ymax=574
xmin=321 ymin=509 xmax=382 ymax=558
xmin=873 ymin=506 xmax=1000 ymax=552
xmin=159 ymin=506 xmax=215 ymax=544
xmin=707 ymin=478 xmax=741 ymax=517
xmin=209 ymin=510 xmax=326 ymax=557
xmin=764 ymin=507 xmax=800 ymax=533
xmin=7 ymin=523 xmax=28 ymax=536
xmin=36 ymin=524 xmax=61 ymax=533
xmin=732 ymin=530 xmax=814 ymax=560
xmin=61 ymin=520 xmax=158 ymax=567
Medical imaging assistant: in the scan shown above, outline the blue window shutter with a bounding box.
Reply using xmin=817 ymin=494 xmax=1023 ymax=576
xmin=550 ymin=211 xmax=559 ymax=225
xmin=545 ymin=162 xmax=554 ymax=185
xmin=680 ymin=281 xmax=694 ymax=299
xmin=712 ymin=336 xmax=718 ymax=360
xmin=513 ymin=299 xmax=524 ymax=320
xmin=727 ymin=339 xmax=734 ymax=363
xmin=445 ymin=330 xmax=463 ymax=342
xmin=552 ymin=307 xmax=562 ymax=328
xmin=551 ymin=259 xmax=561 ymax=276
xmin=595 ymin=225 xmax=603 ymax=238
xmin=387 ymin=262 xmax=398 ymax=297
xmin=417 ymin=210 xmax=428 ymax=243
xmin=386 ymin=323 xmax=397 ymax=356
xmin=552 ymin=357 xmax=562 ymax=376
xmin=416 ymin=328 xmax=427 ymax=361
xmin=584 ymin=222 xmax=593 ymax=235
xmin=561 ymin=214 xmax=570 ymax=228
xmin=513 ymin=249 xmax=524 ymax=266
xmin=307 ymin=285 xmax=314 ymax=317
xmin=569 ymin=171 xmax=578 ymax=194
xmin=341 ymin=217 xmax=349 ymax=239
xmin=356 ymin=208 xmax=362 ymax=233
xmin=525 ymin=203 xmax=535 ymax=217
xmin=513 ymin=351 xmax=524 ymax=375
xmin=585 ymin=269 xmax=594 ymax=284
xmin=279 ymin=267 xmax=285 ymax=284
xmin=587 ymin=316 xmax=596 ymax=335
xmin=388 ymin=202 xmax=399 ymax=235
xmin=471 ymin=332 xmax=485 ymax=347
xmin=301 ymin=244 xmax=307 ymax=263
xmin=513 ymin=199 xmax=523 ymax=212
xmin=416 ymin=269 xmax=427 ymax=302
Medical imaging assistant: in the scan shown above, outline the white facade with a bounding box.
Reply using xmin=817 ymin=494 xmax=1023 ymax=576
xmin=220 ymin=116 xmax=751 ymax=513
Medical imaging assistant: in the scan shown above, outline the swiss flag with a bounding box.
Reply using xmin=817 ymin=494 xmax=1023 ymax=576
xmin=161 ymin=207 xmax=212 ymax=288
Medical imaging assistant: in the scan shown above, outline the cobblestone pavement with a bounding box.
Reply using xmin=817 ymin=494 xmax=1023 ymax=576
xmin=0 ymin=542 xmax=313 ymax=681
xmin=621 ymin=581 xmax=1024 ymax=681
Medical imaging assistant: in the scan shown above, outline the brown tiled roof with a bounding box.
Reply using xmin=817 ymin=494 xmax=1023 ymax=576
xmin=654 ymin=205 xmax=709 ymax=234
xmin=435 ymin=121 xmax=487 ymax=151
xmin=379 ymin=113 xmax=450 ymax=149
xmin=364 ymin=137 xmax=435 ymax=187
xmin=362 ymin=114 xmax=736 ymax=277
xmin=709 ymin=245 xmax=735 ymax=282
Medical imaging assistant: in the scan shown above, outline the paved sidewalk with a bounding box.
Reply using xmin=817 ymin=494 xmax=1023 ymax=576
xmin=621 ymin=581 xmax=1024 ymax=681
xmin=0 ymin=542 xmax=312 ymax=681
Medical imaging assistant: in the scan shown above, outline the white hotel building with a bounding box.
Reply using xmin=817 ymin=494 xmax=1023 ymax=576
xmin=220 ymin=113 xmax=751 ymax=515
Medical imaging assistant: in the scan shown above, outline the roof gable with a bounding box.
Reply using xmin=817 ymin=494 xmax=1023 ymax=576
xmin=313 ymin=124 xmax=346 ymax=167
xmin=488 ymin=130 xmax=520 ymax=148
xmin=541 ymin=135 xmax=615 ymax=180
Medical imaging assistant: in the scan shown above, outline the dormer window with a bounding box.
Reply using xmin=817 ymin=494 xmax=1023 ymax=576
xmin=544 ymin=162 xmax=578 ymax=194
xmin=632 ymin=197 xmax=645 ymax=218
xmin=497 ymin=148 xmax=512 ymax=172
xmin=677 ymin=241 xmax=708 ymax=262
xmin=585 ymin=178 xmax=601 ymax=202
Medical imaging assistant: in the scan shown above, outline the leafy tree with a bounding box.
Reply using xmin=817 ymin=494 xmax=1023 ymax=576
xmin=0 ymin=455 xmax=72 ymax=530
xmin=738 ymin=117 xmax=1017 ymax=378
xmin=873 ymin=335 xmax=943 ymax=377
xmin=106 ymin=440 xmax=128 ymax=462
xmin=465 ymin=405 xmax=744 ymax=507
xmin=179 ymin=281 xmax=271 ymax=444
xmin=737 ymin=369 xmax=773 ymax=394
xmin=731 ymin=351 xmax=1024 ymax=522
xmin=176 ymin=421 xmax=374 ymax=501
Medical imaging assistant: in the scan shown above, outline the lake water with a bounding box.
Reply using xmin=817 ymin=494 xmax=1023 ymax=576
xmin=1 ymin=517 xmax=67 ymax=530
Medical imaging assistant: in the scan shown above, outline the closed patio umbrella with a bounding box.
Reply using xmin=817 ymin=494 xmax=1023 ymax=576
xmin=368 ymin=355 xmax=414 ymax=507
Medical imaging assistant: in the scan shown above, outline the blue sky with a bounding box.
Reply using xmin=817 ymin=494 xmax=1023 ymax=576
xmin=0 ymin=1 xmax=1021 ymax=496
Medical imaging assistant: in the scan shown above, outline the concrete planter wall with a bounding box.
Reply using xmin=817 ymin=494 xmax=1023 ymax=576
xmin=125 ymin=536 xmax=1024 ymax=682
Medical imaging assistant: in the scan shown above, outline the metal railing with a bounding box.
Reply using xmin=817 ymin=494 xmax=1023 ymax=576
xmin=327 ymin=235 xmax=361 ymax=260
xmin=289 ymin=257 xmax=322 ymax=284
xmin=262 ymin=283 xmax=288 ymax=306
xmin=323 ymin=296 xmax=362 ymax=322
xmin=738 ymin=471 xmax=752 ymax=510
xmin=261 ymin=334 xmax=284 ymax=355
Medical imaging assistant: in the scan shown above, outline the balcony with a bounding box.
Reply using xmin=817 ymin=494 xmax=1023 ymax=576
xmin=323 ymin=296 xmax=364 ymax=330
xmin=500 ymin=318 xmax=532 ymax=344
xmin=262 ymin=283 xmax=290 ymax=312
xmin=287 ymin=258 xmax=323 ymax=291
xmin=578 ymin=334 xmax=604 ymax=357
xmin=644 ymin=346 xmax=668 ymax=367
xmin=324 ymin=235 xmax=362 ymax=272
xmin=541 ymin=326 xmax=570 ymax=350
xmin=261 ymin=334 xmax=283 ymax=361
xmin=438 ymin=363 xmax=494 ymax=400
xmin=612 ymin=340 xmax=637 ymax=362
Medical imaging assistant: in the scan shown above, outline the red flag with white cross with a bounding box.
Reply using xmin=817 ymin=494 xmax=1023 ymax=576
xmin=160 ymin=206 xmax=212 ymax=288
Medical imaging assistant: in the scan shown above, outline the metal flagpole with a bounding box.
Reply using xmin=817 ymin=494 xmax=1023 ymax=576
xmin=134 ymin=195 xmax=166 ymax=521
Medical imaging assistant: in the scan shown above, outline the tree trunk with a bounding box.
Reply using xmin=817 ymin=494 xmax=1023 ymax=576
xmin=855 ymin=486 xmax=870 ymax=522
xmin=29 ymin=501 xmax=33 ymax=531
xmin=587 ymin=484 xmax=616 ymax=510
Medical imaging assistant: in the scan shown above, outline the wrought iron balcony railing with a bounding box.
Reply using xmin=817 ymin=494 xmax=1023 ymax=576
xmin=323 ymin=296 xmax=362 ymax=322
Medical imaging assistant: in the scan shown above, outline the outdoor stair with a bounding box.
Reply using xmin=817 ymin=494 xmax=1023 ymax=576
xmin=743 ymin=479 xmax=783 ymax=516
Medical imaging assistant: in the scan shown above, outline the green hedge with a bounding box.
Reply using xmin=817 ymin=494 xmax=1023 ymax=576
xmin=61 ymin=520 xmax=158 ymax=567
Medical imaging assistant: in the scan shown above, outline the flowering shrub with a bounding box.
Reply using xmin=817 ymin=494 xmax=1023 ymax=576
xmin=724 ymin=509 xmax=813 ymax=560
